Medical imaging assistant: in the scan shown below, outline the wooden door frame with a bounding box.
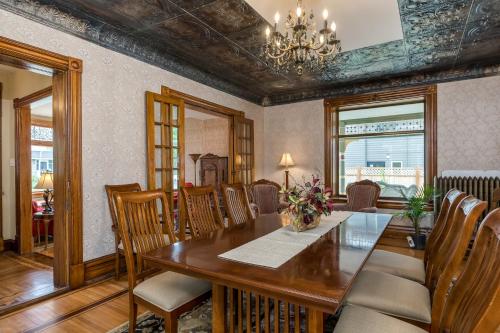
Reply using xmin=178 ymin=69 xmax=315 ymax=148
xmin=0 ymin=36 xmax=83 ymax=289
xmin=14 ymin=86 xmax=52 ymax=256
xmin=0 ymin=82 xmax=3 ymax=251
xmin=161 ymin=86 xmax=245 ymax=184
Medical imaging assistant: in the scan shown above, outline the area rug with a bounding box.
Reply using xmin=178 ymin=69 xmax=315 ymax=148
xmin=108 ymin=297 xmax=337 ymax=333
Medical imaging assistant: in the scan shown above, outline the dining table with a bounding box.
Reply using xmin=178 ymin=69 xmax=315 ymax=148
xmin=143 ymin=212 xmax=392 ymax=332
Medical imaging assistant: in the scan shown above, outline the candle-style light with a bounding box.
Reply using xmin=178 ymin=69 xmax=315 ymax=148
xmin=263 ymin=0 xmax=341 ymax=75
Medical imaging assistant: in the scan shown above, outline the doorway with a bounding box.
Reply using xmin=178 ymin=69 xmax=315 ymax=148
xmin=0 ymin=36 xmax=83 ymax=314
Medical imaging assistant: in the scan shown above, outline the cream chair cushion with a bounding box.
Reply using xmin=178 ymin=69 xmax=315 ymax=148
xmin=346 ymin=270 xmax=431 ymax=323
xmin=364 ymin=249 xmax=426 ymax=284
xmin=334 ymin=305 xmax=428 ymax=333
xmin=133 ymin=271 xmax=211 ymax=312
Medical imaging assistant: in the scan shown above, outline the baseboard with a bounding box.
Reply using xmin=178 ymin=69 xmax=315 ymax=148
xmin=2 ymin=239 xmax=18 ymax=252
xmin=83 ymin=253 xmax=125 ymax=283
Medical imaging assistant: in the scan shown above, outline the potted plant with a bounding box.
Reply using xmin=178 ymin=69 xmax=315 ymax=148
xmin=399 ymin=186 xmax=436 ymax=249
xmin=282 ymin=176 xmax=335 ymax=232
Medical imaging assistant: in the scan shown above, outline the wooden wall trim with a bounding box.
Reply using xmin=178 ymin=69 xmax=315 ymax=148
xmin=0 ymin=35 xmax=83 ymax=289
xmin=161 ymin=86 xmax=245 ymax=117
xmin=31 ymin=116 xmax=53 ymax=128
xmin=13 ymin=86 xmax=52 ymax=108
xmin=84 ymin=253 xmax=124 ymax=283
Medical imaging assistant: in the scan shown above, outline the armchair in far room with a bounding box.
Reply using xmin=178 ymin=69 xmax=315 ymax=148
xmin=333 ymin=179 xmax=381 ymax=213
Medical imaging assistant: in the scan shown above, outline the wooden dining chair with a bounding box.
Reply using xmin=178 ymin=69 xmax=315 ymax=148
xmin=334 ymin=207 xmax=500 ymax=333
xmin=181 ymin=186 xmax=224 ymax=239
xmin=346 ymin=196 xmax=487 ymax=328
xmin=364 ymin=188 xmax=466 ymax=283
xmin=105 ymin=182 xmax=142 ymax=279
xmin=221 ymin=183 xmax=254 ymax=227
xmin=114 ymin=189 xmax=211 ymax=332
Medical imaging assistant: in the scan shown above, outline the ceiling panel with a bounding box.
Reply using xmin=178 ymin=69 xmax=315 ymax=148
xmin=2 ymin=0 xmax=499 ymax=105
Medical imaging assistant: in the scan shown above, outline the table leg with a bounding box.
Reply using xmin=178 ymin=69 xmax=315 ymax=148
xmin=307 ymin=308 xmax=324 ymax=332
xmin=37 ymin=220 xmax=41 ymax=245
xmin=44 ymin=218 xmax=49 ymax=249
xmin=212 ymin=283 xmax=226 ymax=333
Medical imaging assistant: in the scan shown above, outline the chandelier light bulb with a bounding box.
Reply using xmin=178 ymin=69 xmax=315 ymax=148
xmin=331 ymin=21 xmax=337 ymax=31
xmin=322 ymin=9 xmax=328 ymax=20
xmin=320 ymin=35 xmax=325 ymax=43
xmin=265 ymin=26 xmax=271 ymax=37
xmin=274 ymin=12 xmax=280 ymax=24
xmin=296 ymin=6 xmax=302 ymax=17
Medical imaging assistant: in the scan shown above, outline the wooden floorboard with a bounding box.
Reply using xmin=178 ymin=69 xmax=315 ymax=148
xmin=0 ymin=245 xmax=421 ymax=332
xmin=0 ymin=252 xmax=57 ymax=312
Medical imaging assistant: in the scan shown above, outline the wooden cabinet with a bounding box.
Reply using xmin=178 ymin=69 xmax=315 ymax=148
xmin=199 ymin=154 xmax=228 ymax=193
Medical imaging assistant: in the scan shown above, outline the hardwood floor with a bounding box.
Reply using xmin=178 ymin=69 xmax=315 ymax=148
xmin=0 ymin=245 xmax=422 ymax=333
xmin=0 ymin=252 xmax=57 ymax=313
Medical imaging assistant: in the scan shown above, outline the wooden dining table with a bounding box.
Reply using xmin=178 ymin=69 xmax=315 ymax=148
xmin=143 ymin=212 xmax=392 ymax=332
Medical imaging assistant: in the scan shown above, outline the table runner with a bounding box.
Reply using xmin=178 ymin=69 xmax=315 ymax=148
xmin=218 ymin=211 xmax=353 ymax=269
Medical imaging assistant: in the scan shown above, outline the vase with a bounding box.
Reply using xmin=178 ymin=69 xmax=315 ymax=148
xmin=411 ymin=234 xmax=426 ymax=250
xmin=289 ymin=212 xmax=321 ymax=232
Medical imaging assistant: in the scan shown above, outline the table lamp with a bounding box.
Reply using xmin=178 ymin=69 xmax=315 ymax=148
xmin=279 ymin=152 xmax=295 ymax=189
xmin=189 ymin=153 xmax=202 ymax=186
xmin=34 ymin=171 xmax=54 ymax=212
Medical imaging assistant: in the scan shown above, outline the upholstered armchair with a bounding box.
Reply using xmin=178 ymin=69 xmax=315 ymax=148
xmin=333 ymin=179 xmax=381 ymax=213
xmin=247 ymin=179 xmax=288 ymax=216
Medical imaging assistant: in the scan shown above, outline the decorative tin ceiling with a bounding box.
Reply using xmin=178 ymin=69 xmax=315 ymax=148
xmin=1 ymin=0 xmax=499 ymax=105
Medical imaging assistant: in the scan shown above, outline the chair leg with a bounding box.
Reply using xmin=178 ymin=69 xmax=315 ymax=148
xmin=129 ymin=301 xmax=138 ymax=331
xmin=164 ymin=312 xmax=178 ymax=333
xmin=115 ymin=251 xmax=121 ymax=280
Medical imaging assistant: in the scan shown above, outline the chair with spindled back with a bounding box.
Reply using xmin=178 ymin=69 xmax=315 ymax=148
xmin=181 ymin=186 xmax=224 ymax=239
xmin=221 ymin=183 xmax=254 ymax=227
xmin=104 ymin=182 xmax=142 ymax=279
xmin=428 ymin=196 xmax=488 ymax=328
xmin=114 ymin=189 xmax=211 ymax=332
xmin=364 ymin=189 xmax=466 ymax=284
xmin=346 ymin=196 xmax=487 ymax=328
xmin=334 ymin=207 xmax=500 ymax=333
xmin=423 ymin=189 xmax=467 ymax=265
xmin=437 ymin=208 xmax=500 ymax=333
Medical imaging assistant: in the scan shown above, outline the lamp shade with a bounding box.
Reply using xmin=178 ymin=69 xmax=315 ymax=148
xmin=279 ymin=153 xmax=295 ymax=168
xmin=35 ymin=171 xmax=54 ymax=190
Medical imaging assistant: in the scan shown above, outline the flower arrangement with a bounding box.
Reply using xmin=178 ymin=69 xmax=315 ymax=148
xmin=281 ymin=175 xmax=335 ymax=232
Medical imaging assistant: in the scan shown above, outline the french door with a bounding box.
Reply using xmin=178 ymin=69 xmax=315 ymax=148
xmin=146 ymin=92 xmax=185 ymax=229
xmin=233 ymin=116 xmax=254 ymax=184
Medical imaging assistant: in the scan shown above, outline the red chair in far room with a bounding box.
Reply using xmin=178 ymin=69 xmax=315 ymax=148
xmin=32 ymin=200 xmax=54 ymax=246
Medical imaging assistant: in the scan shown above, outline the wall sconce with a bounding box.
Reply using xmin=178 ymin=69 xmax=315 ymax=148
xmin=279 ymin=152 xmax=295 ymax=189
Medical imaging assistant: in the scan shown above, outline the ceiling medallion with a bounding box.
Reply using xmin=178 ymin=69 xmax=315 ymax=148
xmin=263 ymin=0 xmax=341 ymax=76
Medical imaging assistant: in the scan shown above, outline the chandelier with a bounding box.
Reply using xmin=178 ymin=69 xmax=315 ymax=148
xmin=263 ymin=0 xmax=341 ymax=75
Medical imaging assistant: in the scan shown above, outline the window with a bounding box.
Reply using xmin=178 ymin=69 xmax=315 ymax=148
xmin=31 ymin=146 xmax=54 ymax=188
xmin=325 ymin=86 xmax=437 ymax=201
xmin=391 ymin=161 xmax=403 ymax=168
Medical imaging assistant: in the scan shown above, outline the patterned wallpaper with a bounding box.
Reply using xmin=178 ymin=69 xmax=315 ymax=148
xmin=0 ymin=9 xmax=264 ymax=261
xmin=437 ymin=75 xmax=500 ymax=174
xmin=263 ymin=100 xmax=325 ymax=186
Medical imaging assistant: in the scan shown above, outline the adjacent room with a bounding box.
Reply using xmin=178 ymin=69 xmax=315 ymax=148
xmin=0 ymin=0 xmax=498 ymax=332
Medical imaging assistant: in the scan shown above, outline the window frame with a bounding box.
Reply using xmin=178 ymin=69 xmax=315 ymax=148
xmin=324 ymin=85 xmax=437 ymax=209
